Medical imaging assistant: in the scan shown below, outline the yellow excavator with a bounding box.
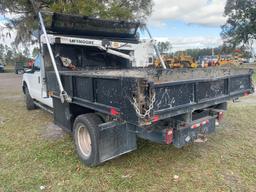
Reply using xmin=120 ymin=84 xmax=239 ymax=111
xmin=216 ymin=54 xmax=232 ymax=66
xmin=155 ymin=53 xmax=198 ymax=69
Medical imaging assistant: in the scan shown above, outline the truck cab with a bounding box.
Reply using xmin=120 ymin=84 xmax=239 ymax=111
xmin=22 ymin=54 xmax=53 ymax=110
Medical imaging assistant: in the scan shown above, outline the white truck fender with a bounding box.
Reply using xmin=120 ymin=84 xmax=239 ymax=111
xmin=22 ymin=74 xmax=31 ymax=95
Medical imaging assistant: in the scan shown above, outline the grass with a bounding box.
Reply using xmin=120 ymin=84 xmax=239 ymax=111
xmin=0 ymin=74 xmax=256 ymax=192
xmin=3 ymin=65 xmax=15 ymax=73
xmin=252 ymin=73 xmax=256 ymax=84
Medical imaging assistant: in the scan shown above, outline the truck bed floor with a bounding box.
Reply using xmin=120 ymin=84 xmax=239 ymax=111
xmin=59 ymin=67 xmax=252 ymax=83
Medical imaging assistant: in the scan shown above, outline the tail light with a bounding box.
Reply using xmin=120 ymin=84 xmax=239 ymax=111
xmin=165 ymin=129 xmax=173 ymax=144
xmin=110 ymin=107 xmax=119 ymax=116
xmin=153 ymin=115 xmax=159 ymax=123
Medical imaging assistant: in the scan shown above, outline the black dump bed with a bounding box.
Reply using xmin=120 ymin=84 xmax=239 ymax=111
xmin=47 ymin=67 xmax=254 ymax=126
xmin=42 ymin=12 xmax=254 ymax=126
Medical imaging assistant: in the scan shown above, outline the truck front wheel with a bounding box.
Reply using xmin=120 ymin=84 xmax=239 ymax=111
xmin=24 ymin=86 xmax=36 ymax=110
xmin=73 ymin=113 xmax=103 ymax=166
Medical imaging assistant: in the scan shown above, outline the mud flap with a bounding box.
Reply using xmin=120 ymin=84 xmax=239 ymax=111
xmin=98 ymin=122 xmax=137 ymax=163
xmin=53 ymin=97 xmax=72 ymax=130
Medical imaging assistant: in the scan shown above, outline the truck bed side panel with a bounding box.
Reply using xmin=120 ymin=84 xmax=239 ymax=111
xmin=153 ymin=73 xmax=253 ymax=117
xmin=230 ymin=75 xmax=251 ymax=94
xmin=154 ymin=83 xmax=194 ymax=110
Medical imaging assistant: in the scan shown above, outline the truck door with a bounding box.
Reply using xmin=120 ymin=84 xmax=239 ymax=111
xmin=29 ymin=55 xmax=53 ymax=108
xmin=29 ymin=56 xmax=41 ymax=100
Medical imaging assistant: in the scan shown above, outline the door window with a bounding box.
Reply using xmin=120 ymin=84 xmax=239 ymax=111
xmin=34 ymin=55 xmax=41 ymax=71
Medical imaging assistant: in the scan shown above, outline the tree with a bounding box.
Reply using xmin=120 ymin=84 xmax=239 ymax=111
xmin=32 ymin=47 xmax=40 ymax=57
xmin=0 ymin=44 xmax=5 ymax=63
xmin=221 ymin=0 xmax=256 ymax=46
xmin=157 ymin=41 xmax=172 ymax=55
xmin=0 ymin=0 xmax=153 ymax=45
xmin=23 ymin=47 xmax=30 ymax=58
xmin=0 ymin=43 xmax=31 ymax=65
xmin=174 ymin=46 xmax=237 ymax=59
xmin=5 ymin=49 xmax=13 ymax=65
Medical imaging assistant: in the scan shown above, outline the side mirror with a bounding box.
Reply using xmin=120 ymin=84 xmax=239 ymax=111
xmin=33 ymin=65 xmax=40 ymax=71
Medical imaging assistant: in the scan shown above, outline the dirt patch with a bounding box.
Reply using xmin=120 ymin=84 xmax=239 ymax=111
xmin=40 ymin=122 xmax=67 ymax=140
xmin=233 ymin=93 xmax=256 ymax=106
xmin=0 ymin=73 xmax=22 ymax=90
xmin=223 ymin=171 xmax=244 ymax=191
xmin=0 ymin=73 xmax=23 ymax=101
xmin=0 ymin=95 xmax=23 ymax=101
xmin=0 ymin=116 xmax=7 ymax=126
xmin=238 ymin=98 xmax=256 ymax=105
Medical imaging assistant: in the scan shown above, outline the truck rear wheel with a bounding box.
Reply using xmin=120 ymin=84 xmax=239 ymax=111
xmin=73 ymin=113 xmax=103 ymax=166
xmin=25 ymin=87 xmax=36 ymax=110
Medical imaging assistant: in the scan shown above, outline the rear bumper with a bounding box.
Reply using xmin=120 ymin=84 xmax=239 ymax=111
xmin=173 ymin=116 xmax=216 ymax=148
xmin=137 ymin=116 xmax=217 ymax=148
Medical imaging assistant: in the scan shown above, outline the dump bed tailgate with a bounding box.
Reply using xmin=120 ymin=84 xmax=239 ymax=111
xmin=152 ymin=68 xmax=254 ymax=118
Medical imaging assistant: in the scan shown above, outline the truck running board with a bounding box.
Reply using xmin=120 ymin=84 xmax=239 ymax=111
xmin=34 ymin=101 xmax=53 ymax=114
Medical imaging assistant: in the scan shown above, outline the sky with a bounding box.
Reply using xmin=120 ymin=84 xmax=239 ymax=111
xmin=145 ymin=0 xmax=227 ymax=51
xmin=0 ymin=0 xmax=227 ymax=51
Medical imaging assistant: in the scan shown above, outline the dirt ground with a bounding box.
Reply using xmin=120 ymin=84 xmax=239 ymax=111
xmin=0 ymin=73 xmax=22 ymax=93
xmin=0 ymin=72 xmax=256 ymax=192
xmin=0 ymin=73 xmax=66 ymax=139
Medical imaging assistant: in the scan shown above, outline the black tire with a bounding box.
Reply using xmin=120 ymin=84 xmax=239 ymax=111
xmin=24 ymin=86 xmax=36 ymax=110
xmin=73 ymin=113 xmax=103 ymax=166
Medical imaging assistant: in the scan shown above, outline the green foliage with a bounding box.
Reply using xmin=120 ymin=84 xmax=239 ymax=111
xmin=0 ymin=43 xmax=31 ymax=65
xmin=175 ymin=48 xmax=213 ymax=59
xmin=32 ymin=47 xmax=40 ymax=57
xmin=221 ymin=0 xmax=256 ymax=46
xmin=156 ymin=42 xmax=244 ymax=59
xmin=174 ymin=46 xmax=242 ymax=59
xmin=49 ymin=0 xmax=138 ymax=20
xmin=0 ymin=44 xmax=5 ymax=63
xmin=0 ymin=0 xmax=153 ymax=45
xmin=157 ymin=41 xmax=172 ymax=54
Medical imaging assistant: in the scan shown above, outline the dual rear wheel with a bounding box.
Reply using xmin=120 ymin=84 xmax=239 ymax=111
xmin=73 ymin=113 xmax=103 ymax=166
